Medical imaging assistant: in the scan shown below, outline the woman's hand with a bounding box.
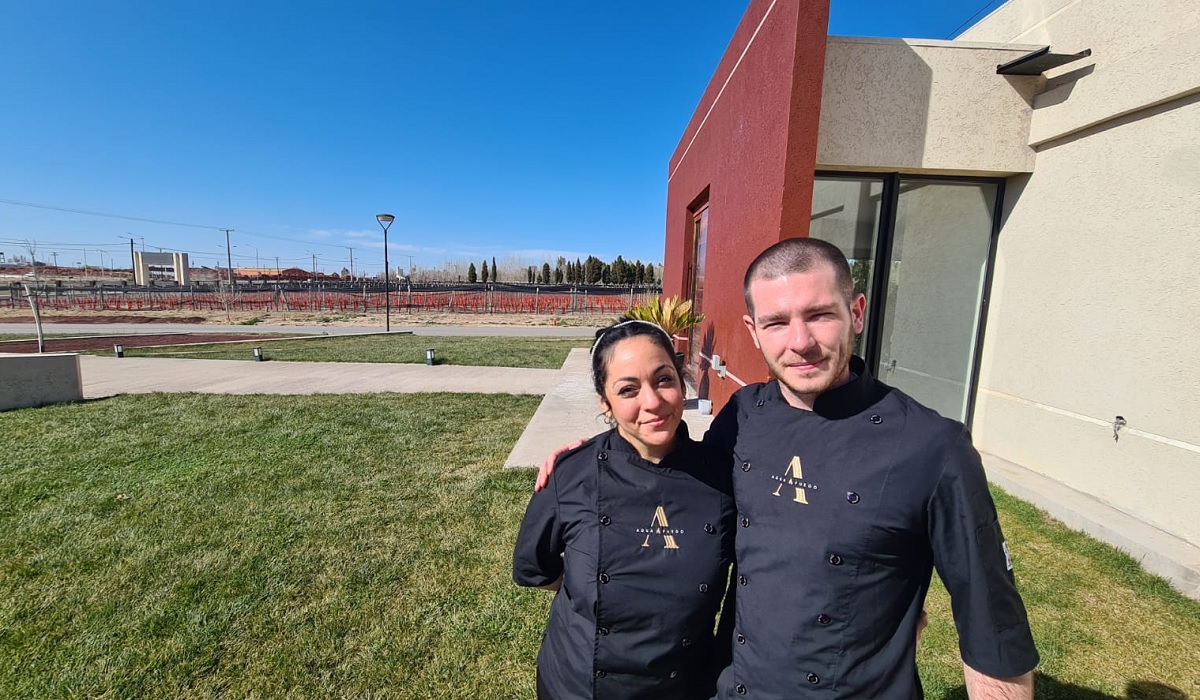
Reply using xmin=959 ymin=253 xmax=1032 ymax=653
xmin=534 ymin=438 xmax=588 ymax=491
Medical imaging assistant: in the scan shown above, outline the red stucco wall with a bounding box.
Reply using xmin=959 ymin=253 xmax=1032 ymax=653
xmin=664 ymin=0 xmax=830 ymax=409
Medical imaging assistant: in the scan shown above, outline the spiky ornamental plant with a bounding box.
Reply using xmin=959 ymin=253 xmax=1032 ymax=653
xmin=625 ymin=296 xmax=705 ymax=339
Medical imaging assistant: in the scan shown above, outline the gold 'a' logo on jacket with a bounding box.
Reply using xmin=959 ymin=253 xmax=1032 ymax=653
xmin=772 ymin=455 xmax=817 ymax=504
xmin=636 ymin=505 xmax=682 ymax=549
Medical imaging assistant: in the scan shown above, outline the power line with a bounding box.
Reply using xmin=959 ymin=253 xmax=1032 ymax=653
xmin=0 ymin=198 xmax=364 ymax=251
xmin=945 ymin=0 xmax=1005 ymax=39
xmin=0 ymin=198 xmax=223 ymax=230
xmin=0 ymin=238 xmax=126 ymax=251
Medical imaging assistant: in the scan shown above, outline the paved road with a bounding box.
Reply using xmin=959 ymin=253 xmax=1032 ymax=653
xmin=0 ymin=323 xmax=599 ymax=337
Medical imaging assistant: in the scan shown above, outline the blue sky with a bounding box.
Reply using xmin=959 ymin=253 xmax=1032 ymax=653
xmin=0 ymin=0 xmax=1004 ymax=276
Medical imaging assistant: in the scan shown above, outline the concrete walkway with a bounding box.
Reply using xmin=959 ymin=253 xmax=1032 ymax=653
xmin=79 ymin=355 xmax=560 ymax=398
xmin=74 ymin=347 xmax=714 ymax=469
xmin=0 ymin=323 xmax=598 ymax=337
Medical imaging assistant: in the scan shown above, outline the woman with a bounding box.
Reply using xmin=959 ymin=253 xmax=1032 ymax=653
xmin=513 ymin=319 xmax=737 ymax=699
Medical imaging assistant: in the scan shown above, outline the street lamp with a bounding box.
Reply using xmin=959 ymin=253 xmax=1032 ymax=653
xmin=376 ymin=213 xmax=395 ymax=332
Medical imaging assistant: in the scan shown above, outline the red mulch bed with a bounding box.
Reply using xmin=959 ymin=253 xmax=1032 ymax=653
xmin=0 ymin=334 xmax=287 ymax=354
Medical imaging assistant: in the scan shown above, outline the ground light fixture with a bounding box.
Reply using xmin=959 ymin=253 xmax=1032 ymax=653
xmin=425 ymin=348 xmax=436 ymax=366
xmin=113 ymin=344 xmax=124 ymax=358
xmin=376 ymin=213 xmax=395 ymax=333
xmin=253 ymin=346 xmax=263 ymax=362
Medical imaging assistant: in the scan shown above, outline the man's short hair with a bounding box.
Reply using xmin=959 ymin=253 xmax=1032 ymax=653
xmin=743 ymin=237 xmax=855 ymax=315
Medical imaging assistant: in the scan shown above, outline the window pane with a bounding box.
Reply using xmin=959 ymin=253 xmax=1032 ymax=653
xmin=810 ymin=177 xmax=883 ymax=355
xmin=878 ymin=181 xmax=996 ymax=421
xmin=688 ymin=207 xmax=708 ymax=371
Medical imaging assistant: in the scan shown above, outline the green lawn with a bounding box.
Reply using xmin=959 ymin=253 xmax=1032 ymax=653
xmin=2 ymin=395 xmax=1198 ymax=699
xmin=86 ymin=334 xmax=591 ymax=369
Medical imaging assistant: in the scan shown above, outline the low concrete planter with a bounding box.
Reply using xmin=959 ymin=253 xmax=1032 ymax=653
xmin=0 ymin=353 xmax=83 ymax=411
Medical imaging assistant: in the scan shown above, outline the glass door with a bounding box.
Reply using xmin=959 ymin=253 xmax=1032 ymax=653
xmin=876 ymin=180 xmax=998 ymax=421
xmin=811 ymin=174 xmax=1001 ymax=424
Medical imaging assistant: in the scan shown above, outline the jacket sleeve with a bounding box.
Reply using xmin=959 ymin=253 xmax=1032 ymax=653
xmin=513 ymin=473 xmax=565 ymax=587
xmin=702 ymin=393 xmax=740 ymax=456
xmin=927 ymin=428 xmax=1039 ymax=678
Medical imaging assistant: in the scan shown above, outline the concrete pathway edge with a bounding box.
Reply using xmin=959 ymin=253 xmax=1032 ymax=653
xmin=983 ymin=453 xmax=1200 ymax=600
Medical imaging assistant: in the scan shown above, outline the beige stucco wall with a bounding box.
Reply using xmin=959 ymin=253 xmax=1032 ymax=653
xmin=817 ymin=37 xmax=1042 ymax=174
xmin=0 ymin=353 xmax=83 ymax=411
xmin=967 ymin=0 xmax=1200 ymax=545
xmin=959 ymin=0 xmax=1200 ymax=147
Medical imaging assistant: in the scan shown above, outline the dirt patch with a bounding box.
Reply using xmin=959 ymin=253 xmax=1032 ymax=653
xmin=0 ymin=314 xmax=208 ymax=325
xmin=0 ymin=334 xmax=290 ymax=354
xmin=0 ymin=308 xmax=606 ymax=327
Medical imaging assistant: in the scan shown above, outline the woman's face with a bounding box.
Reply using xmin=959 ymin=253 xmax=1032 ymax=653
xmin=599 ymin=335 xmax=685 ymax=462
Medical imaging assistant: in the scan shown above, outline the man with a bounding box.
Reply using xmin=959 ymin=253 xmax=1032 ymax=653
xmin=539 ymin=237 xmax=1038 ymax=698
xmin=706 ymin=237 xmax=1036 ymax=698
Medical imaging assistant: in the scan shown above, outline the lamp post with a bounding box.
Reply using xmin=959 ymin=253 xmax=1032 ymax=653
xmin=222 ymin=229 xmax=234 ymax=287
xmin=376 ymin=213 xmax=395 ymax=332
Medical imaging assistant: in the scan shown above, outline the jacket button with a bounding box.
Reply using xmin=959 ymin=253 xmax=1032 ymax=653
xmin=817 ymin=614 xmax=832 ymax=625
xmin=598 ymin=451 xmax=608 ymax=461
xmin=598 ymin=572 xmax=611 ymax=583
xmin=670 ymin=670 xmax=678 ymax=679
xmin=599 ymin=626 xmax=609 ymax=636
xmin=738 ymin=574 xmax=748 ymax=586
xmin=807 ymin=672 xmax=820 ymax=684
xmin=704 ymin=523 xmax=715 ymax=534
xmin=741 ymin=461 xmax=751 ymax=472
xmin=681 ymin=637 xmax=692 ymax=647
xmin=698 ymin=582 xmax=709 ymax=593
xmin=736 ymin=633 xmax=746 ymax=644
xmin=869 ymin=414 xmax=882 ymax=424
xmin=846 ymin=491 xmax=860 ymax=505
xmin=829 ymin=554 xmax=843 ymax=566
xmin=740 ymin=517 xmax=750 ymax=528
xmin=599 ymin=514 xmax=611 ymax=526
xmin=736 ymin=683 xmax=748 ymax=694
xmin=595 ymin=670 xmax=607 ymax=678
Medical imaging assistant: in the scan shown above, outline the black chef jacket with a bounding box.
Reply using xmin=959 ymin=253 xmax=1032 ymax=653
xmin=705 ymin=357 xmax=1038 ymax=699
xmin=514 ymin=427 xmax=738 ymax=699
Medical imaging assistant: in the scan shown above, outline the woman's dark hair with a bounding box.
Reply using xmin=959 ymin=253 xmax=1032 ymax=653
xmin=590 ymin=318 xmax=685 ymax=400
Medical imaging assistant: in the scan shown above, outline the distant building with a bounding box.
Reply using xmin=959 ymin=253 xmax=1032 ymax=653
xmin=134 ymin=252 xmax=190 ymax=285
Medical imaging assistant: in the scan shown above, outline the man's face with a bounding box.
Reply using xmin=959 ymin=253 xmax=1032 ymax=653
xmin=742 ymin=265 xmax=866 ymax=410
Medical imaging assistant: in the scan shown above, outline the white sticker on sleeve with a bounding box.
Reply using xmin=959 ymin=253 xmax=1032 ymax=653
xmin=1002 ymin=541 xmax=1013 ymax=571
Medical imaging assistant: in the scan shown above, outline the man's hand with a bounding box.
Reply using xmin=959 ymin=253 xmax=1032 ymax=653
xmin=534 ymin=438 xmax=588 ymax=491
xmin=963 ymin=665 xmax=1033 ymax=700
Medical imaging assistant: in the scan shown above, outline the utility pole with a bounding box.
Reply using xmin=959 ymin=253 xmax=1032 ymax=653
xmin=275 ymin=256 xmax=280 ymax=278
xmin=119 ymin=235 xmax=136 ymax=273
xmin=406 ymin=255 xmax=414 ymax=280
xmin=311 ymin=253 xmax=317 ymax=282
xmin=222 ymin=229 xmax=234 ymax=286
xmin=348 ymin=247 xmax=355 ymax=280
xmin=51 ymin=252 xmax=58 ymax=268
